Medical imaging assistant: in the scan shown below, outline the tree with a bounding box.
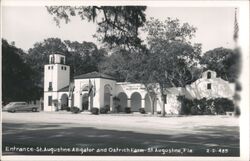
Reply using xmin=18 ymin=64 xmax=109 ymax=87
xmin=46 ymin=6 xmax=147 ymax=50
xmin=64 ymin=40 xmax=106 ymax=76
xmin=24 ymin=38 xmax=106 ymax=88
xmin=201 ymin=47 xmax=241 ymax=82
xmin=2 ymin=39 xmax=42 ymax=104
xmin=99 ymin=48 xmax=132 ymax=82
xmin=24 ymin=38 xmax=68 ymax=87
xmin=138 ymin=18 xmax=202 ymax=116
xmin=99 ymin=18 xmax=202 ymax=116
xmin=99 ymin=48 xmax=159 ymax=114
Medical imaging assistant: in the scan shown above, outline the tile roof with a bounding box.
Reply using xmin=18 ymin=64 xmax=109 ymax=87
xmin=74 ymin=71 xmax=116 ymax=80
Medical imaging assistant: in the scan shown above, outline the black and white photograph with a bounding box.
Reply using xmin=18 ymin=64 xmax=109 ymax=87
xmin=1 ymin=0 xmax=249 ymax=161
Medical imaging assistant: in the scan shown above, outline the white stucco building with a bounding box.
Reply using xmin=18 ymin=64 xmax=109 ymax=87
xmin=44 ymin=53 xmax=236 ymax=114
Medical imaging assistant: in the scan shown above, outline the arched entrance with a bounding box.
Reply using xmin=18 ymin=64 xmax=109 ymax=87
xmin=131 ymin=92 xmax=141 ymax=112
xmin=117 ymin=92 xmax=128 ymax=112
xmin=104 ymin=84 xmax=112 ymax=109
xmin=81 ymin=93 xmax=89 ymax=111
xmin=61 ymin=94 xmax=68 ymax=109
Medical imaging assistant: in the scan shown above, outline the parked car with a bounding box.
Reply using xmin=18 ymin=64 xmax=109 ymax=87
xmin=3 ymin=102 xmax=39 ymax=113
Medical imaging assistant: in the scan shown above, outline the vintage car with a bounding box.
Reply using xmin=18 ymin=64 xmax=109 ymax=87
xmin=3 ymin=102 xmax=39 ymax=112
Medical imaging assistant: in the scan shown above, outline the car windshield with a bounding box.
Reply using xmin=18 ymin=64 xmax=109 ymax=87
xmin=4 ymin=103 xmax=14 ymax=108
xmin=5 ymin=102 xmax=15 ymax=106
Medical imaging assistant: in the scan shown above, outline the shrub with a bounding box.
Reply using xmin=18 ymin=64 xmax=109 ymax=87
xmin=235 ymin=106 xmax=241 ymax=116
xmin=178 ymin=96 xmax=235 ymax=115
xmin=91 ymin=107 xmax=99 ymax=115
xmin=61 ymin=105 xmax=71 ymax=112
xmin=115 ymin=105 xmax=121 ymax=113
xmin=214 ymin=98 xmax=234 ymax=114
xmin=71 ymin=106 xmax=80 ymax=114
xmin=124 ymin=107 xmax=131 ymax=113
xmin=104 ymin=105 xmax=110 ymax=111
xmin=65 ymin=107 xmax=71 ymax=111
xmin=61 ymin=105 xmax=66 ymax=110
xmin=139 ymin=108 xmax=146 ymax=114
xmin=100 ymin=106 xmax=109 ymax=114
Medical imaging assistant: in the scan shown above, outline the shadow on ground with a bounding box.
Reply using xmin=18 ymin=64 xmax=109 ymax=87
xmin=2 ymin=122 xmax=239 ymax=156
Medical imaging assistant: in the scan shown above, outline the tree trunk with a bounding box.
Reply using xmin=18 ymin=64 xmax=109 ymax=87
xmin=148 ymin=94 xmax=154 ymax=114
xmin=160 ymin=87 xmax=166 ymax=117
xmin=145 ymin=85 xmax=155 ymax=115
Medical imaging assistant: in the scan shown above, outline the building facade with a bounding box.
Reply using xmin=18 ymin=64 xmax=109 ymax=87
xmin=44 ymin=54 xmax=235 ymax=114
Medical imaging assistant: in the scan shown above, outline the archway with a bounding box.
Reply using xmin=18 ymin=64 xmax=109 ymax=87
xmin=81 ymin=93 xmax=89 ymax=111
xmin=117 ymin=92 xmax=128 ymax=112
xmin=131 ymin=92 xmax=141 ymax=112
xmin=104 ymin=84 xmax=111 ymax=108
xmin=61 ymin=94 xmax=68 ymax=109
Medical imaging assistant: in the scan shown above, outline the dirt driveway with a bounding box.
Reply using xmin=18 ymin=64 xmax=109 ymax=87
xmin=2 ymin=111 xmax=239 ymax=156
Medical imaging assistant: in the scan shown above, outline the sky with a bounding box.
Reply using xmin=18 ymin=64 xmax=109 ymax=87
xmin=2 ymin=6 xmax=236 ymax=53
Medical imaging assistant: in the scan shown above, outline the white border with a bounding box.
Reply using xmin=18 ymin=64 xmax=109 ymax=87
xmin=1 ymin=1 xmax=249 ymax=161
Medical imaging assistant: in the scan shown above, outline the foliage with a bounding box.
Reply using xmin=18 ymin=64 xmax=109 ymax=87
xmin=100 ymin=105 xmax=110 ymax=114
xmin=64 ymin=40 xmax=107 ymax=77
xmin=213 ymin=98 xmax=234 ymax=114
xmin=114 ymin=105 xmax=121 ymax=113
xmin=144 ymin=17 xmax=197 ymax=47
xmin=201 ymin=47 xmax=241 ymax=82
xmin=139 ymin=108 xmax=146 ymax=114
xmin=71 ymin=106 xmax=80 ymax=114
xmin=142 ymin=17 xmax=202 ymax=88
xmin=24 ymin=38 xmax=106 ymax=87
xmin=100 ymin=17 xmax=202 ymax=117
xmin=61 ymin=105 xmax=71 ymax=111
xmin=140 ymin=18 xmax=202 ymax=116
xmin=46 ymin=6 xmax=147 ymax=50
xmin=235 ymin=106 xmax=241 ymax=116
xmin=178 ymin=96 xmax=235 ymax=115
xmin=91 ymin=107 xmax=99 ymax=115
xmin=124 ymin=107 xmax=131 ymax=113
xmin=99 ymin=49 xmax=133 ymax=81
xmin=24 ymin=38 xmax=68 ymax=87
xmin=2 ymin=39 xmax=42 ymax=104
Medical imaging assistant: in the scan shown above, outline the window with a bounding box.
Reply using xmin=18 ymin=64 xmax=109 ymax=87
xmin=51 ymin=66 xmax=53 ymax=70
xmin=51 ymin=56 xmax=55 ymax=64
xmin=61 ymin=66 xmax=64 ymax=70
xmin=64 ymin=67 xmax=66 ymax=70
xmin=207 ymin=83 xmax=211 ymax=90
xmin=48 ymin=96 xmax=52 ymax=106
xmin=60 ymin=57 xmax=65 ymax=64
xmin=207 ymin=72 xmax=211 ymax=79
xmin=48 ymin=82 xmax=52 ymax=91
xmin=48 ymin=66 xmax=50 ymax=70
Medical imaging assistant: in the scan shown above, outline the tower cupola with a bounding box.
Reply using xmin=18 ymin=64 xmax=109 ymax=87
xmin=49 ymin=54 xmax=66 ymax=64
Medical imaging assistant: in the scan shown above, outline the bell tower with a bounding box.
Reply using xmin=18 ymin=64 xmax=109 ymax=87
xmin=44 ymin=53 xmax=70 ymax=111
